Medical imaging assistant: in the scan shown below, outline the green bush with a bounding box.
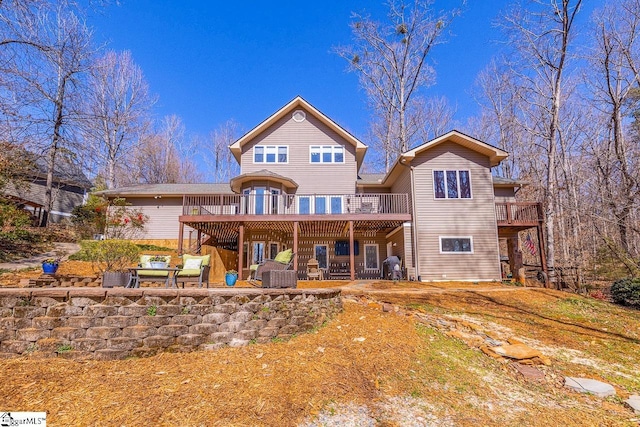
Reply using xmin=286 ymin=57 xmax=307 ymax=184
xmin=610 ymin=278 xmax=640 ymax=308
xmin=73 ymin=240 xmax=140 ymax=273
xmin=0 ymin=201 xmax=32 ymax=228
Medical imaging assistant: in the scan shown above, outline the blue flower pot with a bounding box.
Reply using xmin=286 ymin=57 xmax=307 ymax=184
xmin=42 ymin=263 xmax=58 ymax=275
xmin=225 ymin=273 xmax=237 ymax=287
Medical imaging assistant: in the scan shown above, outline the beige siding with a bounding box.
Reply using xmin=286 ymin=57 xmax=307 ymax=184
xmin=493 ymin=187 xmax=517 ymax=203
xmin=412 ymin=141 xmax=501 ymax=281
xmin=118 ymin=197 xmax=193 ymax=240
xmin=240 ymin=107 xmax=358 ymax=194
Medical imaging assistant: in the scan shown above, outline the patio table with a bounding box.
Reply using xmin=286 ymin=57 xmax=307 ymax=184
xmin=127 ymin=267 xmax=181 ymax=288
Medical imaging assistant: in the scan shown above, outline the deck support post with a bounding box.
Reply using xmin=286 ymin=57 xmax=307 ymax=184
xmin=196 ymin=229 xmax=202 ymax=254
xmin=536 ymin=223 xmax=548 ymax=287
xmin=349 ymin=220 xmax=355 ymax=281
xmin=177 ymin=222 xmax=185 ymax=255
xmin=238 ymin=224 xmax=244 ymax=280
xmin=293 ymin=221 xmax=299 ymax=274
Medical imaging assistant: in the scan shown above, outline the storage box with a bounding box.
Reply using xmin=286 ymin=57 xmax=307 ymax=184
xmin=262 ymin=270 xmax=297 ymax=288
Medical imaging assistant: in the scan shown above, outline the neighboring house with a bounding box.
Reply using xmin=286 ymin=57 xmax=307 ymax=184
xmin=97 ymin=96 xmax=544 ymax=282
xmin=2 ymin=154 xmax=92 ymax=225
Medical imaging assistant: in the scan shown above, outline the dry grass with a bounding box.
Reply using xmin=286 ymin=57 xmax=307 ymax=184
xmin=1 ymin=263 xmax=639 ymax=425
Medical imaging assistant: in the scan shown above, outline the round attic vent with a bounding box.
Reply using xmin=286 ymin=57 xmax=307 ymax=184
xmin=292 ymin=110 xmax=306 ymax=122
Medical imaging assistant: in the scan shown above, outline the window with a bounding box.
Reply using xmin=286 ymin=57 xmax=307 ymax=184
xmin=335 ymin=240 xmax=359 ymax=256
xmin=315 ymin=197 xmax=326 ymax=214
xmin=315 ymin=244 xmax=328 ymax=269
xmin=433 ymin=170 xmax=471 ymax=199
xmin=254 ymin=146 xmax=264 ymax=163
xmin=440 ymin=237 xmax=473 ymax=253
xmin=299 ymin=196 xmax=311 ymax=214
xmin=310 ymin=145 xmax=345 ymax=163
xmin=252 ymin=242 xmax=265 ymax=264
xmin=254 ymin=145 xmax=288 ymax=163
xmin=330 ymin=196 xmax=342 ymax=214
xmin=364 ymin=244 xmax=379 ymax=270
xmin=269 ymin=242 xmax=279 ymax=259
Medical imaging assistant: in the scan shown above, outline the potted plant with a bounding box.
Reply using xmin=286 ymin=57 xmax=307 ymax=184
xmin=149 ymin=255 xmax=168 ymax=269
xmin=77 ymin=240 xmax=140 ymax=287
xmin=41 ymin=258 xmax=59 ymax=275
xmin=225 ymin=269 xmax=238 ymax=287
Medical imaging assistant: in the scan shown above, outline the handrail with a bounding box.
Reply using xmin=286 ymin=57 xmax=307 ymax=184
xmin=495 ymin=202 xmax=543 ymax=224
xmin=182 ymin=193 xmax=410 ymax=216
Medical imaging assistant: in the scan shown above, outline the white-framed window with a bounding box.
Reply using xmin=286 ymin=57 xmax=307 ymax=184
xmin=364 ymin=244 xmax=379 ymax=270
xmin=254 ymin=145 xmax=288 ymax=164
xmin=439 ymin=236 xmax=473 ymax=253
xmin=314 ymin=244 xmax=328 ymax=269
xmin=252 ymin=241 xmax=265 ymax=264
xmin=330 ymin=196 xmax=343 ymax=214
xmin=310 ymin=145 xmax=345 ymax=164
xmin=433 ymin=170 xmax=471 ymax=199
xmin=269 ymin=242 xmax=279 ymax=259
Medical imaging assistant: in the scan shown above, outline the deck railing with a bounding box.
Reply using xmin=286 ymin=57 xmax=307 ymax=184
xmin=182 ymin=193 xmax=410 ymax=216
xmin=495 ymin=202 xmax=543 ymax=225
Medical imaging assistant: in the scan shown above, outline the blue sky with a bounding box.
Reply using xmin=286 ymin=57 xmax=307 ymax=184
xmin=87 ymin=1 xmax=596 ymax=142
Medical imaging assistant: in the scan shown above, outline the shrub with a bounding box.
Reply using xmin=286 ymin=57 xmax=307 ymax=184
xmin=610 ymin=278 xmax=640 ymax=308
xmin=74 ymin=240 xmax=140 ymax=273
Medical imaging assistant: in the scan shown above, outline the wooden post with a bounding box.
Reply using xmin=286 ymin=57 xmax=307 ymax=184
xmin=349 ymin=220 xmax=355 ymax=281
xmin=536 ymin=223 xmax=549 ymax=287
xmin=293 ymin=221 xmax=299 ymax=273
xmin=238 ymin=224 xmax=244 ymax=280
xmin=177 ymin=222 xmax=185 ymax=255
xmin=196 ymin=230 xmax=202 ymax=254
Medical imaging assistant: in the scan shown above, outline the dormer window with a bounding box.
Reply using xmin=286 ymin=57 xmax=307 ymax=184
xmin=310 ymin=145 xmax=344 ymax=164
xmin=254 ymin=145 xmax=288 ymax=164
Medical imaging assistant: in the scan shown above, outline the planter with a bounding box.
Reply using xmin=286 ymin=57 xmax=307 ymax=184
xmin=102 ymin=271 xmax=132 ymax=288
xmin=150 ymin=262 xmax=168 ymax=269
xmin=225 ymin=273 xmax=238 ymax=287
xmin=42 ymin=263 xmax=58 ymax=275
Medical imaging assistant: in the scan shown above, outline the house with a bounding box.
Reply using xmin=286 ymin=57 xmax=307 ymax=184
xmin=2 ymin=153 xmax=92 ymax=225
xmin=96 ymin=96 xmax=544 ymax=282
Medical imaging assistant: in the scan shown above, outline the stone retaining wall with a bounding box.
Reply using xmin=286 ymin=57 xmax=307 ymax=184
xmin=0 ymin=288 xmax=342 ymax=360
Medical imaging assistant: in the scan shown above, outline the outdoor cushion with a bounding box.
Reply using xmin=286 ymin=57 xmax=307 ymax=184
xmin=136 ymin=269 xmax=169 ymax=277
xmin=274 ymin=249 xmax=293 ymax=264
xmin=177 ymin=254 xmax=210 ymax=277
xmin=183 ymin=258 xmax=202 ymax=270
xmin=138 ymin=255 xmax=171 ymax=276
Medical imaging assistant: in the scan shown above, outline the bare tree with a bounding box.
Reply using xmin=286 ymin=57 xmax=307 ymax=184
xmin=500 ymin=0 xmax=583 ymax=286
xmin=83 ymin=50 xmax=154 ymax=189
xmin=0 ymin=1 xmax=94 ymax=226
xmin=123 ymin=115 xmax=201 ymax=185
xmin=335 ymin=0 xmax=461 ymax=169
xmin=205 ymin=119 xmax=241 ymax=183
xmin=585 ymin=0 xmax=640 ymax=272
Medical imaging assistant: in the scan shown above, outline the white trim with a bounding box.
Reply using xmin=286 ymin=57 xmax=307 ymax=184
xmin=252 ymin=241 xmax=266 ymax=264
xmin=309 ymin=145 xmax=345 ymax=164
xmin=292 ymin=109 xmax=306 ymax=122
xmin=253 ymin=145 xmax=289 ymax=164
xmin=364 ymin=244 xmax=380 ymax=271
xmin=439 ymin=236 xmax=474 ymax=254
xmin=433 ymin=169 xmax=472 ymax=200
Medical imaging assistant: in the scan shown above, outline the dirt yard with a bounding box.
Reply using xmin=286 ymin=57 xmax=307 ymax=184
xmin=1 ymin=263 xmax=639 ymax=426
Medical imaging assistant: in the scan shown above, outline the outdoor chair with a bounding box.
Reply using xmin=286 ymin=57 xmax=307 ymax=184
xmin=249 ymin=249 xmax=295 ymax=283
xmin=306 ymin=258 xmax=323 ymax=280
xmin=175 ymin=254 xmax=211 ymax=288
xmin=135 ymin=255 xmax=172 ymax=287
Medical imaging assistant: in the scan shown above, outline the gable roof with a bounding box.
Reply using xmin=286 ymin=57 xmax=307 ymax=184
xmin=358 ymin=130 xmax=510 ymax=189
xmin=229 ymin=96 xmax=368 ymax=169
xmin=401 ymin=130 xmax=508 ymax=167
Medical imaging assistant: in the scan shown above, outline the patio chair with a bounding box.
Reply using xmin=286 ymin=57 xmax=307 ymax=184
xmin=175 ymin=254 xmax=211 ymax=288
xmin=249 ymin=249 xmax=295 ymax=283
xmin=306 ymin=258 xmax=323 ymax=280
xmin=135 ymin=255 xmax=172 ymax=287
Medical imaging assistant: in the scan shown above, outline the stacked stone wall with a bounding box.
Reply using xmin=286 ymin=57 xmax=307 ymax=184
xmin=0 ymin=288 xmax=342 ymax=360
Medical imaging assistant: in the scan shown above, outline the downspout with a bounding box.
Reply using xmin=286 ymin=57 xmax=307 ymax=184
xmin=399 ymin=158 xmax=421 ymax=281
